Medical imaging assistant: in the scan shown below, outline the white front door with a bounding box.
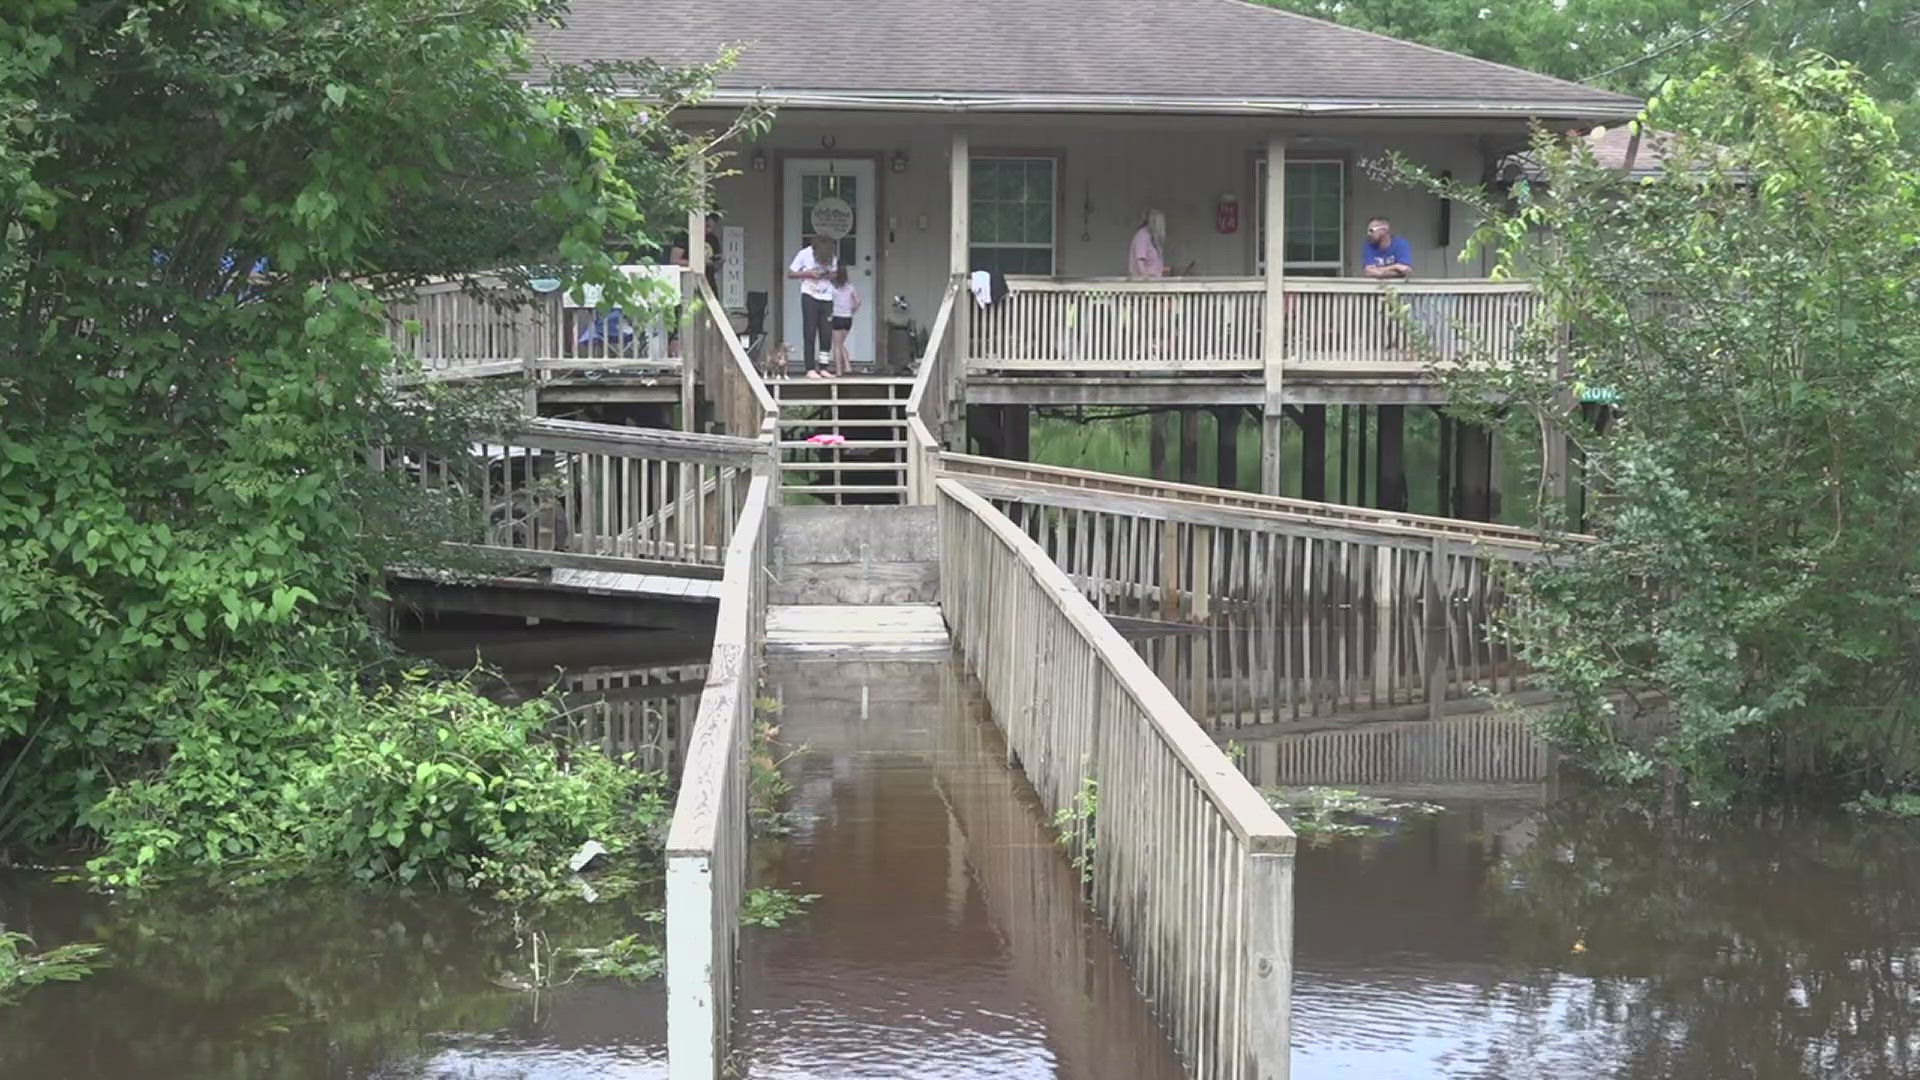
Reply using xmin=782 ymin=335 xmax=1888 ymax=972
xmin=782 ymin=158 xmax=878 ymax=367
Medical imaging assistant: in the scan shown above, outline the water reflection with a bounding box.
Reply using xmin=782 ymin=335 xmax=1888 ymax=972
xmin=1264 ymin=733 xmax=1920 ymax=1080
xmin=400 ymin=622 xmax=708 ymax=772
xmin=738 ymin=659 xmax=1185 ymax=1079
xmin=0 ymin=878 xmax=667 ymax=1079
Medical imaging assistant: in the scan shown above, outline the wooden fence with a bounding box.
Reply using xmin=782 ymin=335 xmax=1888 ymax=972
xmin=400 ymin=418 xmax=767 ymax=575
xmin=939 ymin=479 xmax=1294 ymax=1080
xmin=688 ymin=276 xmax=779 ymax=445
xmin=385 ymin=270 xmax=683 ymax=383
xmin=904 ymin=280 xmax=962 ymax=504
xmin=967 ymin=277 xmax=1266 ymax=373
xmin=1283 ymin=278 xmax=1543 ymax=372
xmin=664 ymin=473 xmax=773 ymax=1080
xmin=958 ymin=473 xmax=1538 ymax=726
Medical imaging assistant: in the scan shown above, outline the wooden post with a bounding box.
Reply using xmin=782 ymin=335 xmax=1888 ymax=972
xmin=681 ymin=155 xmax=707 ymax=433
xmin=945 ymin=130 xmax=970 ymax=451
xmin=1458 ymin=421 xmax=1493 ymax=521
xmin=1437 ymin=409 xmax=1454 ymax=518
xmin=1357 ymin=406 xmax=1370 ymax=507
xmin=1259 ymin=134 xmax=1287 ymax=495
xmin=1376 ymin=404 xmax=1407 ymax=512
xmin=1424 ymin=537 xmax=1450 ymax=721
xmin=1150 ymin=411 xmax=1170 ymax=480
xmin=1338 ymin=405 xmax=1351 ymax=505
xmin=1543 ymin=341 xmax=1573 ymax=522
xmin=517 ymin=298 xmax=540 ymax=418
xmin=1179 ymin=409 xmax=1200 ymax=485
xmin=1214 ymin=406 xmax=1241 ymax=490
xmin=1244 ymin=848 xmax=1295 ymax=1080
xmin=1006 ymin=404 xmax=1030 ymax=462
xmin=1298 ymin=404 xmax=1326 ymax=502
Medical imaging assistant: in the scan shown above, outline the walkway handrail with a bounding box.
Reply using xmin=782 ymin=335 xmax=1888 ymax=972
xmin=938 ymin=478 xmax=1293 ymax=1080
xmin=938 ymin=452 xmax=1566 ymax=549
xmin=904 ymin=278 xmax=962 ymax=503
xmin=664 ymin=472 xmax=773 ymax=1080
xmin=689 ymin=276 xmax=778 ymax=446
xmin=397 ymin=417 xmax=765 ymax=573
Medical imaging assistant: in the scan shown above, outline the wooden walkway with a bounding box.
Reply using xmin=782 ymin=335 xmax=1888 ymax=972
xmin=378 ymin=295 xmax=1569 ymax=1080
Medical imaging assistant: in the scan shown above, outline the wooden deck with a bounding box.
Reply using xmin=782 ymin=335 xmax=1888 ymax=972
xmin=766 ymin=603 xmax=948 ymax=658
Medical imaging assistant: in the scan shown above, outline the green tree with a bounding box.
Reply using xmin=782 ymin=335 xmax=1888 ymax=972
xmin=0 ymin=0 xmax=750 ymax=874
xmin=1259 ymin=0 xmax=1920 ymax=133
xmin=1417 ymin=57 xmax=1920 ymax=797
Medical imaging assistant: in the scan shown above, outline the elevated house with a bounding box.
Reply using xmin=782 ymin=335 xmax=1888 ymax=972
xmin=527 ymin=0 xmax=1640 ymax=514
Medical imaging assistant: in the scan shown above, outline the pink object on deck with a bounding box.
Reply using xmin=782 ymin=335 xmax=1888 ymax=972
xmin=805 ymin=433 xmax=848 ymax=447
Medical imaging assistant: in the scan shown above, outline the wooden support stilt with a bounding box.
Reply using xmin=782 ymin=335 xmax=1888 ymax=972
xmin=1376 ymin=404 xmax=1407 ymax=512
xmin=1298 ymin=404 xmax=1326 ymax=502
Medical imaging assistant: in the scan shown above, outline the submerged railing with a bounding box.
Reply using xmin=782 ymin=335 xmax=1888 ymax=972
xmin=664 ymin=473 xmax=773 ymax=1080
xmin=958 ymin=472 xmax=1543 ymax=726
xmin=939 ymin=478 xmax=1294 ymax=1080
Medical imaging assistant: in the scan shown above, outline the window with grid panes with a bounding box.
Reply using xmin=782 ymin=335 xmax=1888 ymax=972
xmin=1254 ymin=158 xmax=1345 ymax=277
xmin=969 ymin=157 xmax=1056 ymax=275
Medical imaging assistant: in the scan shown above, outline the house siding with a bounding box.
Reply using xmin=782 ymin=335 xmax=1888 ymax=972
xmin=706 ymin=115 xmax=1497 ymax=348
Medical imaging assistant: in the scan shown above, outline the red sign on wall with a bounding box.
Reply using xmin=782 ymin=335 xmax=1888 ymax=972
xmin=1216 ymin=194 xmax=1239 ymax=234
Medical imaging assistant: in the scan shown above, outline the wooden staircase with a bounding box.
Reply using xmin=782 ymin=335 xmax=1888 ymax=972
xmin=770 ymin=376 xmax=913 ymax=505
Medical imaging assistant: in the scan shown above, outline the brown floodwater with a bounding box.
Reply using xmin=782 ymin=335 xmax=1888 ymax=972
xmin=736 ymin=658 xmax=1188 ymax=1079
xmin=9 ymin=626 xmax=1920 ymax=1079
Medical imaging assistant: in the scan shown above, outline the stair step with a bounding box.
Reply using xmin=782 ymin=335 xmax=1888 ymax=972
xmin=779 ymin=483 xmax=911 ymax=495
xmin=777 ymin=460 xmax=908 ymax=471
xmin=769 ymin=376 xmax=915 ymax=386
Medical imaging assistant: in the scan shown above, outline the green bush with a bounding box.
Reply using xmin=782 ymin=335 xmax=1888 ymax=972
xmin=82 ymin=666 xmax=668 ymax=899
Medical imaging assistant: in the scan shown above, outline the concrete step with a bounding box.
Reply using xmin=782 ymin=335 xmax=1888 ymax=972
xmin=765 ymin=603 xmax=949 ymax=658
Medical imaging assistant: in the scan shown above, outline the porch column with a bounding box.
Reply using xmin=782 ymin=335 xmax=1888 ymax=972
xmin=1260 ymin=135 xmax=1288 ymax=494
xmin=944 ymin=128 xmax=970 ymax=451
xmin=680 ymin=151 xmax=707 ymax=432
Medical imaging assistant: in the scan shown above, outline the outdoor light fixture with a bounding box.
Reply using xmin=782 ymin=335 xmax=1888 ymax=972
xmin=751 ymin=147 xmax=767 ymax=172
xmin=891 ymin=149 xmax=909 ymax=174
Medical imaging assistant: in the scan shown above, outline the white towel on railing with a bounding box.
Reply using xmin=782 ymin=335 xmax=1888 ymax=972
xmin=970 ymin=270 xmax=993 ymax=309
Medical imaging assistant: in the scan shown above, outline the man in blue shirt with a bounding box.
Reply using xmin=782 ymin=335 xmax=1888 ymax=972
xmin=1359 ymin=216 xmax=1412 ymax=279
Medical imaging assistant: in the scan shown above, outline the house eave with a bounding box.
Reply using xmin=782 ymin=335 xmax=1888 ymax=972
xmin=679 ymin=86 xmax=1642 ymax=121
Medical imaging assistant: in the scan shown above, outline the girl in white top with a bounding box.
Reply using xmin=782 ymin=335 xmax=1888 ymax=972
xmin=828 ymin=264 xmax=861 ymax=377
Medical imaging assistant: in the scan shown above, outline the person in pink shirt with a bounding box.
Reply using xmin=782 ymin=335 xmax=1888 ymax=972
xmin=1129 ymin=209 xmax=1167 ymax=279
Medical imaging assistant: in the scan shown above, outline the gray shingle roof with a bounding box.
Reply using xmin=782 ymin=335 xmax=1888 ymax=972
xmin=531 ymin=0 xmax=1641 ymax=119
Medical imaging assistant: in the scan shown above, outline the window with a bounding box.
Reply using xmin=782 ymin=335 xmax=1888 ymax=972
xmin=1255 ymin=158 xmax=1345 ymax=276
xmin=970 ymin=157 xmax=1056 ymax=275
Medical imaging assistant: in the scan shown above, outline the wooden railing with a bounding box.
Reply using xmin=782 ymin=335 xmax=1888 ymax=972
xmin=967 ymin=277 xmax=1266 ymax=373
xmin=953 ymin=275 xmax=1543 ymax=376
xmin=939 ymin=479 xmax=1293 ymax=1080
xmin=1284 ymin=278 xmax=1543 ymax=372
xmin=904 ymin=279 xmax=963 ymax=504
xmin=402 ymin=418 xmax=767 ymax=574
xmin=961 ymin=473 xmax=1538 ymax=725
xmin=938 ymin=454 xmax=1561 ymax=548
xmin=665 ymin=473 xmax=773 ymax=1080
xmin=385 ymin=269 xmax=683 ymax=383
xmin=688 ymin=276 xmax=779 ymax=445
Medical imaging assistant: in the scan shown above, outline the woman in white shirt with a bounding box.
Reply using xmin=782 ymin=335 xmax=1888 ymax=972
xmin=786 ymin=234 xmax=838 ymax=378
